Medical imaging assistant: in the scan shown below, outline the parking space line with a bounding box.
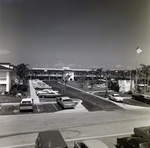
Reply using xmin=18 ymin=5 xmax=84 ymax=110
xmin=52 ymin=103 xmax=58 ymax=111
xmin=65 ymin=132 xmax=133 ymax=142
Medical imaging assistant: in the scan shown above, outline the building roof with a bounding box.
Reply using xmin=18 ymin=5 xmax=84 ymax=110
xmin=0 ymin=65 xmax=12 ymax=71
xmin=32 ymin=67 xmax=90 ymax=72
xmin=0 ymin=62 xmax=11 ymax=65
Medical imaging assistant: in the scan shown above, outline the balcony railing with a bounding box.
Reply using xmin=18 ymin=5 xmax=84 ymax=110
xmin=0 ymin=77 xmax=6 ymax=80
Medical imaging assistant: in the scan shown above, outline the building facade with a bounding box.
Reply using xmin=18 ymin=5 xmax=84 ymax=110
xmin=0 ymin=63 xmax=13 ymax=92
xmin=29 ymin=67 xmax=98 ymax=81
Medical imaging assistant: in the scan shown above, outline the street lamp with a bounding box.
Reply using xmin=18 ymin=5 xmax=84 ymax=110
xmin=136 ymin=47 xmax=142 ymax=92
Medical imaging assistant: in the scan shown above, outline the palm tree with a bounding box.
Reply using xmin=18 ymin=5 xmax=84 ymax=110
xmin=139 ymin=64 xmax=150 ymax=93
xmin=88 ymin=68 xmax=97 ymax=89
xmin=104 ymin=70 xmax=111 ymax=96
xmin=95 ymin=68 xmax=103 ymax=80
xmin=130 ymin=70 xmax=136 ymax=91
xmin=14 ymin=63 xmax=30 ymax=84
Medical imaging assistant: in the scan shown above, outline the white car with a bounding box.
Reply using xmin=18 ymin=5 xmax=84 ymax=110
xmin=74 ymin=139 xmax=109 ymax=148
xmin=56 ymin=96 xmax=76 ymax=109
xmin=19 ymin=98 xmax=34 ymax=111
xmin=38 ymin=91 xmax=61 ymax=98
xmin=109 ymin=93 xmax=123 ymax=102
xmin=36 ymin=89 xmax=58 ymax=95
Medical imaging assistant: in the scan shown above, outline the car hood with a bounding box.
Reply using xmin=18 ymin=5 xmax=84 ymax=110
xmin=114 ymin=97 xmax=123 ymax=100
xmin=82 ymin=139 xmax=109 ymax=148
xmin=64 ymin=101 xmax=75 ymax=105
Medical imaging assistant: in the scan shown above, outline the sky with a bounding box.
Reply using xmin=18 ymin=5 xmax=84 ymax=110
xmin=0 ymin=0 xmax=150 ymax=70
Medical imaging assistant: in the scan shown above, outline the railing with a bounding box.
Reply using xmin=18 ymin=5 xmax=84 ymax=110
xmin=0 ymin=77 xmax=6 ymax=80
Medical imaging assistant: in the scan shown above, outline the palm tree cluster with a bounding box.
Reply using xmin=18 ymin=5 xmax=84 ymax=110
xmin=138 ymin=64 xmax=150 ymax=93
xmin=13 ymin=63 xmax=30 ymax=85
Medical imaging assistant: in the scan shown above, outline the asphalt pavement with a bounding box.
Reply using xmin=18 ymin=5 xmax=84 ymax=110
xmin=1 ymin=80 xmax=150 ymax=115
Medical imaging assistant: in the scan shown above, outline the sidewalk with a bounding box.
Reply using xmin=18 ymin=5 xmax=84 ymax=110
xmin=29 ymin=80 xmax=40 ymax=104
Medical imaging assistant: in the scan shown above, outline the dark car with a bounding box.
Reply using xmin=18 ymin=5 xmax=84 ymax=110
xmin=115 ymin=137 xmax=150 ymax=148
xmin=132 ymin=93 xmax=150 ymax=104
xmin=35 ymin=130 xmax=68 ymax=148
xmin=133 ymin=126 xmax=150 ymax=141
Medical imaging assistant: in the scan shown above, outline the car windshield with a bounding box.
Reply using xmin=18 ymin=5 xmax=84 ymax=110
xmin=63 ymin=99 xmax=71 ymax=102
xmin=49 ymin=92 xmax=55 ymax=94
xmin=22 ymin=101 xmax=31 ymax=104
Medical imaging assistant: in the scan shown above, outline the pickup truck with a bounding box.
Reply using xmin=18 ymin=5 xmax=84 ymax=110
xmin=19 ymin=98 xmax=34 ymax=112
xmin=35 ymin=130 xmax=68 ymax=148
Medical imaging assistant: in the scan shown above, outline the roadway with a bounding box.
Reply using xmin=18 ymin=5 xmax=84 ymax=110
xmin=0 ymin=80 xmax=150 ymax=148
xmin=0 ymin=109 xmax=150 ymax=148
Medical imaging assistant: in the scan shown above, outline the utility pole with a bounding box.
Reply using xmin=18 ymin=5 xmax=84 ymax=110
xmin=136 ymin=47 xmax=142 ymax=92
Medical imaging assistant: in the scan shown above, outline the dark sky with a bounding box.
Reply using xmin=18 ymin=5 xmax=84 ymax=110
xmin=0 ymin=0 xmax=150 ymax=70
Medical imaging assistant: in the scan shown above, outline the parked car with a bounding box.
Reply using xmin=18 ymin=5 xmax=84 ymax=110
xmin=115 ymin=137 xmax=150 ymax=148
xmin=56 ymin=96 xmax=76 ymax=109
xmin=108 ymin=94 xmax=123 ymax=102
xmin=36 ymin=89 xmax=59 ymax=95
xmin=132 ymin=93 xmax=150 ymax=104
xmin=35 ymin=130 xmax=68 ymax=148
xmin=74 ymin=139 xmax=109 ymax=148
xmin=133 ymin=126 xmax=150 ymax=140
xmin=34 ymin=85 xmax=52 ymax=90
xmin=19 ymin=98 xmax=34 ymax=112
xmin=33 ymin=81 xmax=52 ymax=90
xmin=38 ymin=91 xmax=61 ymax=98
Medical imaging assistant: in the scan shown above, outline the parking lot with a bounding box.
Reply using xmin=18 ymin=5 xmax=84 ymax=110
xmin=0 ymin=80 xmax=150 ymax=115
xmin=0 ymin=99 xmax=81 ymax=115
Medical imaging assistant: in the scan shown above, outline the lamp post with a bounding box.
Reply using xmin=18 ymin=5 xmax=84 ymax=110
xmin=136 ymin=47 xmax=142 ymax=92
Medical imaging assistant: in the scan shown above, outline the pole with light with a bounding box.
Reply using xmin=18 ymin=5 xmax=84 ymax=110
xmin=136 ymin=47 xmax=142 ymax=92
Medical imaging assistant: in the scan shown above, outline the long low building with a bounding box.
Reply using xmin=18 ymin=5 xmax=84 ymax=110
xmin=29 ymin=67 xmax=100 ymax=81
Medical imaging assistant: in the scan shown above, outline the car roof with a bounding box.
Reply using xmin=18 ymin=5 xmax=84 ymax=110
xmin=61 ymin=96 xmax=71 ymax=100
xmin=134 ymin=126 xmax=150 ymax=139
xmin=122 ymin=137 xmax=150 ymax=143
xmin=113 ymin=94 xmax=119 ymax=95
xmin=21 ymin=98 xmax=32 ymax=101
xmin=81 ymin=139 xmax=108 ymax=148
xmin=37 ymin=130 xmax=67 ymax=148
